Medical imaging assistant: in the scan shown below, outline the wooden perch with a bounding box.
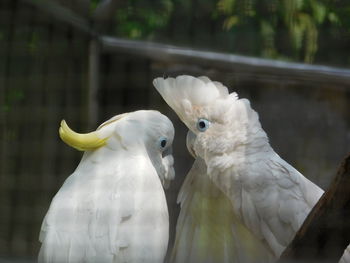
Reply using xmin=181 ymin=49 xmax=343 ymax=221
xmin=278 ymin=153 xmax=350 ymax=263
xmin=101 ymin=37 xmax=350 ymax=86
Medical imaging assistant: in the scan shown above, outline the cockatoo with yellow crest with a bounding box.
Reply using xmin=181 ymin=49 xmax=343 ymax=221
xmin=153 ymin=75 xmax=332 ymax=262
xmin=38 ymin=110 xmax=175 ymax=263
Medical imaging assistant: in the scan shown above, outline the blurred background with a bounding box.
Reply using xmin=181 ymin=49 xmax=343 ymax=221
xmin=0 ymin=0 xmax=350 ymax=261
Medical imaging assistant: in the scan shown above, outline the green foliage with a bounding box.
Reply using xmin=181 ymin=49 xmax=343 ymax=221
xmin=113 ymin=0 xmax=173 ymax=39
xmin=215 ymin=0 xmax=340 ymax=62
xmin=2 ymin=89 xmax=24 ymax=113
xmin=90 ymin=0 xmax=100 ymax=13
xmin=92 ymin=0 xmax=350 ymax=64
xmin=28 ymin=32 xmax=39 ymax=52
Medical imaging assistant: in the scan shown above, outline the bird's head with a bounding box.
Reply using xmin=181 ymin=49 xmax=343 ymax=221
xmin=59 ymin=110 xmax=175 ymax=188
xmin=154 ymin=75 xmax=268 ymax=173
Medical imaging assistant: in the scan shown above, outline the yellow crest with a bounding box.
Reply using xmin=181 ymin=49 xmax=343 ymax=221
xmin=59 ymin=120 xmax=108 ymax=151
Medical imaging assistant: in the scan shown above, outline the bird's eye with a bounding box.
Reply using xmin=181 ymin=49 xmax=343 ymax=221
xmin=158 ymin=137 xmax=167 ymax=149
xmin=196 ymin=118 xmax=210 ymax=132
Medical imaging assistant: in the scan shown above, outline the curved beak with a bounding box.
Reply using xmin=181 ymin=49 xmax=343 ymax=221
xmin=186 ymin=130 xmax=197 ymax=158
xmin=161 ymin=146 xmax=174 ymax=189
xmin=162 ymin=146 xmax=172 ymax=157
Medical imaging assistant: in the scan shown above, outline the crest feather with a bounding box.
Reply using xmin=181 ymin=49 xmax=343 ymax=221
xmin=59 ymin=120 xmax=108 ymax=151
xmin=153 ymin=75 xmax=230 ymax=114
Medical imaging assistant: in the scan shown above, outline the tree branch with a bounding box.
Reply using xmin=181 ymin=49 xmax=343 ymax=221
xmin=279 ymin=153 xmax=350 ymax=263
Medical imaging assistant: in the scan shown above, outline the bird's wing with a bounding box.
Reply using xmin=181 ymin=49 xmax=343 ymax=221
xmin=171 ymin=158 xmax=274 ymax=263
xmin=38 ymin=152 xmax=139 ymax=263
xmin=233 ymin=152 xmax=324 ymax=257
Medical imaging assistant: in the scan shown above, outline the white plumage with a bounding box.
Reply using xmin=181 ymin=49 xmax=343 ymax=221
xmin=153 ymin=75 xmax=349 ymax=262
xmin=170 ymin=130 xmax=273 ymax=263
xmin=38 ymin=110 xmax=175 ymax=263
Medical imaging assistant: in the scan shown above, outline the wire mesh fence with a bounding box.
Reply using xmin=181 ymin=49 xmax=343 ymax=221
xmin=0 ymin=0 xmax=90 ymax=258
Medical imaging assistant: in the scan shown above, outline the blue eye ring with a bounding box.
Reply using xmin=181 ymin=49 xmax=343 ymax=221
xmin=196 ymin=118 xmax=210 ymax=132
xmin=158 ymin=137 xmax=167 ymax=149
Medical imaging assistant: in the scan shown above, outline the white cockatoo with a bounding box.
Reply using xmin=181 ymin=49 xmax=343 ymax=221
xmin=38 ymin=110 xmax=175 ymax=263
xmin=170 ymin=129 xmax=274 ymax=263
xmin=153 ymin=75 xmax=330 ymax=261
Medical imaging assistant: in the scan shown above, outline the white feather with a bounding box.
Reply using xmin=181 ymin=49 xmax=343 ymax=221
xmin=171 ymin=158 xmax=274 ymax=263
xmin=154 ymin=75 xmax=350 ymax=262
xmin=39 ymin=110 xmax=174 ymax=263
